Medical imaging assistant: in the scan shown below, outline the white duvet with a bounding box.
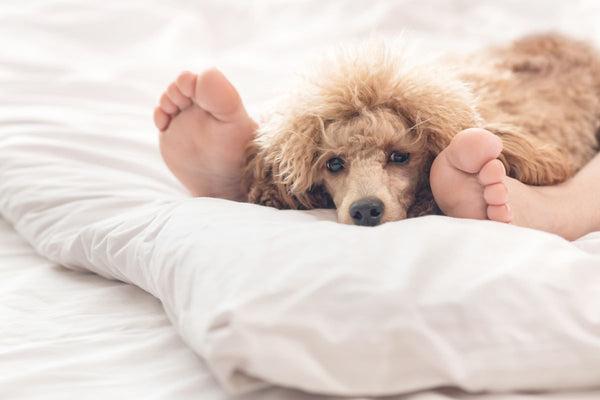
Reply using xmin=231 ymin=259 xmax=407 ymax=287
xmin=2 ymin=1 xmax=600 ymax=399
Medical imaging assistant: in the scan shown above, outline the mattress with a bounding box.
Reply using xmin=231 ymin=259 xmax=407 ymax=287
xmin=2 ymin=1 xmax=600 ymax=399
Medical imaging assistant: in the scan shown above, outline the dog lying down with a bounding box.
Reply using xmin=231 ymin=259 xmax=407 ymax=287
xmin=243 ymin=33 xmax=600 ymax=226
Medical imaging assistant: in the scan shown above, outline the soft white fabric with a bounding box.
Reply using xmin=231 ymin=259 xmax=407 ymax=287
xmin=3 ymin=126 xmax=600 ymax=397
xmin=2 ymin=220 xmax=599 ymax=400
xmin=2 ymin=0 xmax=600 ymax=399
xmin=0 ymin=218 xmax=227 ymax=399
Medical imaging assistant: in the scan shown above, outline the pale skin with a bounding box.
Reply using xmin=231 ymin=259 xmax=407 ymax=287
xmin=154 ymin=69 xmax=600 ymax=241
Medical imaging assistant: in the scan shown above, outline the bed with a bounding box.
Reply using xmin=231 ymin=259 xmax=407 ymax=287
xmin=2 ymin=1 xmax=600 ymax=399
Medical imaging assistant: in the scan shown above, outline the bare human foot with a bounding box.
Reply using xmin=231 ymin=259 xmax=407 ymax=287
xmin=153 ymin=69 xmax=257 ymax=200
xmin=430 ymin=128 xmax=590 ymax=240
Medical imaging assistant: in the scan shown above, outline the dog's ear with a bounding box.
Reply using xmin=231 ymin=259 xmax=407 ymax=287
xmin=387 ymin=71 xmax=481 ymax=217
xmin=407 ymin=166 xmax=442 ymax=217
xmin=242 ymin=114 xmax=332 ymax=209
xmin=242 ymin=140 xmax=290 ymax=208
xmin=485 ymin=122 xmax=572 ymax=185
xmin=389 ymin=70 xmax=482 ymax=156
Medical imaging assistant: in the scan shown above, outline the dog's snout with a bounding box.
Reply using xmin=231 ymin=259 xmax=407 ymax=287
xmin=349 ymin=197 xmax=384 ymax=226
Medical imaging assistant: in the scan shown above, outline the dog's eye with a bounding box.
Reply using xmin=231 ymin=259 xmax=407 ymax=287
xmin=326 ymin=157 xmax=345 ymax=173
xmin=389 ymin=151 xmax=410 ymax=164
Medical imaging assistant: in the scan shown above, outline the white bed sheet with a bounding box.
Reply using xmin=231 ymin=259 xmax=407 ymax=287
xmin=2 ymin=1 xmax=600 ymax=399
xmin=2 ymin=214 xmax=599 ymax=400
xmin=0 ymin=216 xmax=219 ymax=399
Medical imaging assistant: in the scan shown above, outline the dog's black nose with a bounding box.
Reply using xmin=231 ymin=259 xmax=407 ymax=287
xmin=349 ymin=197 xmax=384 ymax=226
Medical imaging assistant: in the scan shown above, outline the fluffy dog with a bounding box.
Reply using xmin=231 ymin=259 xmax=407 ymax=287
xmin=243 ymin=33 xmax=600 ymax=226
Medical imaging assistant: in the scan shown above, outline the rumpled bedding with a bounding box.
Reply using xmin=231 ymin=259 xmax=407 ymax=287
xmin=1 ymin=1 xmax=600 ymax=399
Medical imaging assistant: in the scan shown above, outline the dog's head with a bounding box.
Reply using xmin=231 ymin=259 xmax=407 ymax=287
xmin=244 ymin=43 xmax=482 ymax=225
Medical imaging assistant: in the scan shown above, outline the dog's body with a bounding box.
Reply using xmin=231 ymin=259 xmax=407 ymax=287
xmin=243 ymin=33 xmax=600 ymax=225
xmin=457 ymin=34 xmax=600 ymax=181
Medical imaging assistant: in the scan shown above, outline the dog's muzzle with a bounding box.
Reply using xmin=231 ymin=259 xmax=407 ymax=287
xmin=349 ymin=197 xmax=384 ymax=226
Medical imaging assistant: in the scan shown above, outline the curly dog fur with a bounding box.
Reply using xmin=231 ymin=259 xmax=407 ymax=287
xmin=243 ymin=33 xmax=600 ymax=225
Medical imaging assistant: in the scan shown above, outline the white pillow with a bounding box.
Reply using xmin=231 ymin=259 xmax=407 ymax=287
xmin=2 ymin=129 xmax=600 ymax=397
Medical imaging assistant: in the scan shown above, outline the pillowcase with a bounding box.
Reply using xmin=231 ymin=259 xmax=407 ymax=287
xmin=1 ymin=128 xmax=600 ymax=397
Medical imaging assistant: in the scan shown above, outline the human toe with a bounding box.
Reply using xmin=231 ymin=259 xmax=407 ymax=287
xmin=478 ymin=159 xmax=506 ymax=185
xmin=446 ymin=128 xmax=503 ymax=174
xmin=166 ymin=82 xmax=192 ymax=109
xmin=175 ymin=71 xmax=197 ymax=98
xmin=487 ymin=204 xmax=512 ymax=223
xmin=194 ymin=68 xmax=244 ymax=122
xmin=159 ymin=92 xmax=178 ymax=115
xmin=153 ymin=107 xmax=170 ymax=131
xmin=483 ymin=182 xmax=508 ymax=205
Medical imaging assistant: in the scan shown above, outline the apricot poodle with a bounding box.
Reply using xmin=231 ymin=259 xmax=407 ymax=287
xmin=243 ymin=33 xmax=600 ymax=226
